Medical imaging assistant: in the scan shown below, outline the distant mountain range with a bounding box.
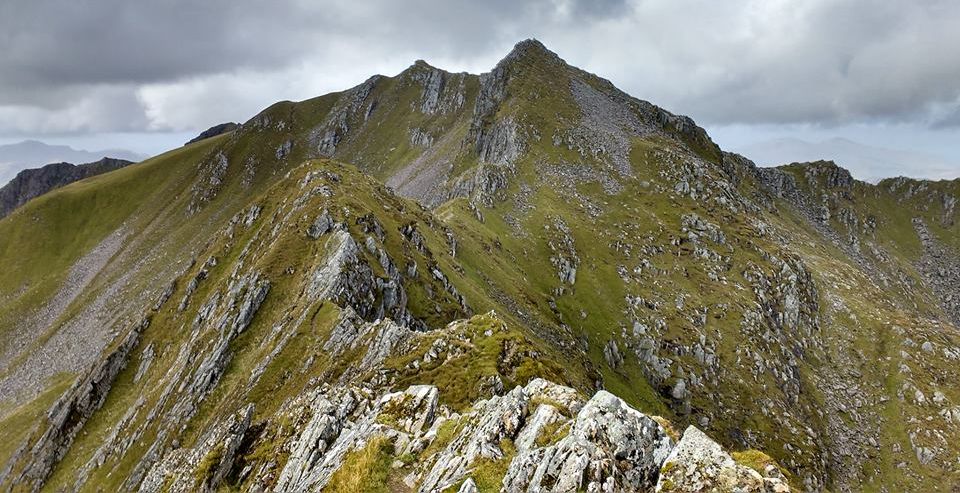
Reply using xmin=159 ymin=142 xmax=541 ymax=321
xmin=0 ymin=157 xmax=135 ymax=218
xmin=736 ymin=137 xmax=959 ymax=182
xmin=0 ymin=140 xmax=145 ymax=185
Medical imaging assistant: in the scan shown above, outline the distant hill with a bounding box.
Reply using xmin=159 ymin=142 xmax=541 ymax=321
xmin=0 ymin=140 xmax=145 ymax=185
xmin=1 ymin=40 xmax=959 ymax=493
xmin=184 ymin=122 xmax=239 ymax=145
xmin=737 ymin=136 xmax=959 ymax=182
xmin=0 ymin=157 xmax=135 ymax=218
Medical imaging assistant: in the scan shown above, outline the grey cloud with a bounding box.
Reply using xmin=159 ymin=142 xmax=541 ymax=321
xmin=931 ymin=100 xmax=960 ymax=128
xmin=0 ymin=0 xmax=619 ymax=94
xmin=0 ymin=0 xmax=321 ymax=92
xmin=0 ymin=0 xmax=622 ymax=134
xmin=1 ymin=0 xmax=959 ymax=136
xmin=0 ymin=84 xmax=150 ymax=134
xmin=578 ymin=0 xmax=960 ymax=127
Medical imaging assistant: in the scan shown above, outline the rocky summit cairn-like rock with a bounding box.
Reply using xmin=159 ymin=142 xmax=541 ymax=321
xmin=245 ymin=376 xmax=791 ymax=492
xmin=656 ymin=426 xmax=790 ymax=492
xmin=502 ymin=389 xmax=675 ymax=492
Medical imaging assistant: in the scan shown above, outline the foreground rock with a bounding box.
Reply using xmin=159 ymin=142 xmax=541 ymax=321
xmin=502 ymin=390 xmax=673 ymax=492
xmin=110 ymin=375 xmax=789 ymax=492
xmin=656 ymin=426 xmax=790 ymax=493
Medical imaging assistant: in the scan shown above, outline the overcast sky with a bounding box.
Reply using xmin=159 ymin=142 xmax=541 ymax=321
xmin=1 ymin=0 xmax=959 ymax=179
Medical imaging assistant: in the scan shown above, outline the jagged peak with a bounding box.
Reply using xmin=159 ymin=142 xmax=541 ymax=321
xmin=494 ymin=38 xmax=566 ymax=71
xmin=395 ymin=39 xmax=564 ymax=82
xmin=397 ymin=58 xmax=448 ymax=80
xmin=411 ymin=59 xmax=435 ymax=69
xmin=508 ymin=38 xmax=555 ymax=57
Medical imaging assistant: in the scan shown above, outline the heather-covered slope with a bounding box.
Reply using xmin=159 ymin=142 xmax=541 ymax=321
xmin=0 ymin=40 xmax=958 ymax=492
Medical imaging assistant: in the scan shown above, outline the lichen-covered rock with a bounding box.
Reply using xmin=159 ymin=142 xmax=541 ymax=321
xmin=514 ymin=403 xmax=565 ymax=452
xmin=681 ymin=213 xmax=726 ymax=245
xmin=655 ymin=426 xmax=789 ymax=493
xmin=272 ymin=387 xmax=368 ymax=491
xmin=524 ymin=377 xmax=586 ymax=415
xmin=378 ymin=385 xmax=439 ymax=435
xmin=503 ymin=390 xmax=674 ymax=492
xmin=418 ymin=386 xmax=529 ymax=492
xmin=457 ymin=477 xmax=479 ymax=493
xmin=275 ymin=384 xmax=443 ymax=492
xmin=262 ymin=379 xmax=787 ymax=493
xmin=138 ymin=404 xmax=254 ymax=493
xmin=604 ymin=338 xmax=624 ymax=369
xmin=306 ymin=228 xmax=429 ymax=328
xmin=306 ymin=209 xmax=335 ymax=239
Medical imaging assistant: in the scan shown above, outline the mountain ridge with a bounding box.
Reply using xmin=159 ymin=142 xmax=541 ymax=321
xmin=0 ymin=39 xmax=957 ymax=492
xmin=736 ymin=136 xmax=960 ymax=182
xmin=0 ymin=140 xmax=145 ymax=185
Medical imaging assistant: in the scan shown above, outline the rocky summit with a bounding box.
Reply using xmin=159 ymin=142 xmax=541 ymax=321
xmin=0 ymin=39 xmax=958 ymax=492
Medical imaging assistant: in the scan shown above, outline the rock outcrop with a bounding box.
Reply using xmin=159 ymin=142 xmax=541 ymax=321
xmin=6 ymin=317 xmax=149 ymax=490
xmin=503 ymin=389 xmax=675 ymax=492
xmin=656 ymin=426 xmax=789 ymax=492
xmin=914 ymin=218 xmax=960 ymax=325
xmin=185 ymin=122 xmax=239 ymax=145
xmin=138 ymin=404 xmax=254 ymax=493
xmin=133 ymin=375 xmax=788 ymax=493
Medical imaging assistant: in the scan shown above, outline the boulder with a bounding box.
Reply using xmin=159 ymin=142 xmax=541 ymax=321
xmin=503 ymin=390 xmax=674 ymax=492
xmin=655 ymin=426 xmax=789 ymax=492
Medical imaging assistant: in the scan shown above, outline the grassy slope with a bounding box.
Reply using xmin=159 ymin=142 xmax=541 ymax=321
xmin=35 ymin=159 xmax=578 ymax=491
xmin=753 ymin=162 xmax=960 ymax=489
xmin=0 ymin=138 xmax=222 ymax=342
xmin=0 ymin=137 xmax=227 ymax=460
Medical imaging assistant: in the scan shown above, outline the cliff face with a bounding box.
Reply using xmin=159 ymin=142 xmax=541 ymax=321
xmin=0 ymin=157 xmax=134 ymax=218
xmin=0 ymin=40 xmax=958 ymax=492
